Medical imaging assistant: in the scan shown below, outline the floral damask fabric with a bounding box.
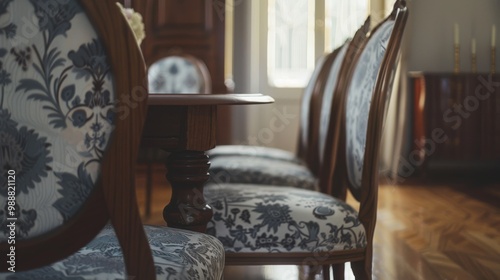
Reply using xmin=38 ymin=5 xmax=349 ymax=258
xmin=207 ymin=145 xmax=303 ymax=164
xmin=149 ymin=56 xmax=204 ymax=93
xmin=345 ymin=21 xmax=395 ymax=191
xmin=204 ymin=184 xmax=366 ymax=253
xmin=0 ymin=0 xmax=115 ymax=240
xmin=208 ymin=156 xmax=317 ymax=191
xmin=0 ymin=224 xmax=226 ymax=280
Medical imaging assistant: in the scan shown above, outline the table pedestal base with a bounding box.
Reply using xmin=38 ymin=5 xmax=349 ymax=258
xmin=163 ymin=151 xmax=213 ymax=232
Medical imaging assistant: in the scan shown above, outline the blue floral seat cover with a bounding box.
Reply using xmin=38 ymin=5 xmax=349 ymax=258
xmin=0 ymin=224 xmax=225 ymax=280
xmin=204 ymin=184 xmax=366 ymax=253
xmin=208 ymin=156 xmax=317 ymax=191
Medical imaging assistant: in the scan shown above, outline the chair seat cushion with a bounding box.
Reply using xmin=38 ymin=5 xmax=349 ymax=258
xmin=208 ymin=145 xmax=303 ymax=165
xmin=204 ymin=184 xmax=367 ymax=253
xmin=1 ymin=224 xmax=225 ymax=280
xmin=208 ymin=156 xmax=317 ymax=190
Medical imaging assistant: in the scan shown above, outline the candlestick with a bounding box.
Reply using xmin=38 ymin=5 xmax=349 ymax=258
xmin=491 ymin=47 xmax=496 ymax=74
xmin=453 ymin=23 xmax=460 ymax=73
xmin=492 ymin=25 xmax=496 ymax=48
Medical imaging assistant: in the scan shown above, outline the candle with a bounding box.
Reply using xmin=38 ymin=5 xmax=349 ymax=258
xmin=492 ymin=25 xmax=496 ymax=48
xmin=454 ymin=23 xmax=459 ymax=45
xmin=472 ymin=38 xmax=476 ymax=54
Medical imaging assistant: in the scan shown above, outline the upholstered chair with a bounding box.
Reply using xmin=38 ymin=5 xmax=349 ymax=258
xmin=204 ymin=1 xmax=408 ymax=279
xmin=206 ymin=47 xmax=343 ymax=192
xmin=205 ymin=15 xmax=371 ymax=195
xmin=0 ymin=1 xmax=224 ymax=279
xmin=148 ymin=55 xmax=211 ymax=94
xmin=207 ymin=50 xmax=335 ymax=168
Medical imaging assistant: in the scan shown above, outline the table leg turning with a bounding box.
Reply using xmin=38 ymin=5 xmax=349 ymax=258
xmin=163 ymin=150 xmax=213 ymax=233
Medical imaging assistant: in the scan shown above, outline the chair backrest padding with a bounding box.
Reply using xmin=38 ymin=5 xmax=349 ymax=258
xmin=0 ymin=0 xmax=114 ymax=242
xmin=0 ymin=0 xmax=154 ymax=277
xmin=148 ymin=55 xmax=211 ymax=94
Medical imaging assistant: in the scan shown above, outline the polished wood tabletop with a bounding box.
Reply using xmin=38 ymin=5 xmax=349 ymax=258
xmin=141 ymin=93 xmax=274 ymax=232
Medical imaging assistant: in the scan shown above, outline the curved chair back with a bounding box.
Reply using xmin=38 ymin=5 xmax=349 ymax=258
xmin=324 ymin=0 xmax=408 ymax=274
xmin=297 ymin=51 xmax=338 ymax=175
xmin=148 ymin=54 xmax=212 ymax=94
xmin=314 ymin=17 xmax=371 ymax=196
xmin=0 ymin=0 xmax=153 ymax=277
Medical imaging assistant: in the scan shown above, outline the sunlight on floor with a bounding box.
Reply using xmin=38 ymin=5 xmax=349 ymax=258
xmin=223 ymin=264 xmax=356 ymax=280
xmin=263 ymin=266 xmax=299 ymax=279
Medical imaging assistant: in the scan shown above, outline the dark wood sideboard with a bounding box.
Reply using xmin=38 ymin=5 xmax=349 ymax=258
xmin=409 ymin=72 xmax=500 ymax=179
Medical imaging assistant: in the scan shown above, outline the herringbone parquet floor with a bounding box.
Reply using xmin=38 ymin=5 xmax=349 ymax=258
xmin=135 ymin=164 xmax=500 ymax=280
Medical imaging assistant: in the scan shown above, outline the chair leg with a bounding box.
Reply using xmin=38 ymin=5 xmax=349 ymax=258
xmin=351 ymin=260 xmax=371 ymax=280
xmin=332 ymin=263 xmax=344 ymax=280
xmin=145 ymin=161 xmax=153 ymax=217
xmin=322 ymin=265 xmax=331 ymax=280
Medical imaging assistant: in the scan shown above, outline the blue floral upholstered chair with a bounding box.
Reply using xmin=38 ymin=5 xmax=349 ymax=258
xmin=0 ymin=1 xmax=224 ymax=279
xmin=207 ymin=50 xmax=335 ymax=169
xmin=148 ymin=55 xmax=211 ymax=94
xmin=204 ymin=1 xmax=408 ymax=279
xmin=205 ymin=48 xmax=342 ymax=192
xmin=205 ymin=15 xmax=370 ymax=196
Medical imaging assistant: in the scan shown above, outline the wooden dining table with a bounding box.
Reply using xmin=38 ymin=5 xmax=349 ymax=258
xmin=141 ymin=93 xmax=274 ymax=233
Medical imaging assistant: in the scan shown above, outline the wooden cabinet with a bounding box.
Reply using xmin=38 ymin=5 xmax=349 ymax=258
xmin=130 ymin=0 xmax=228 ymax=94
xmin=409 ymin=72 xmax=500 ymax=177
xmin=123 ymin=0 xmax=233 ymax=144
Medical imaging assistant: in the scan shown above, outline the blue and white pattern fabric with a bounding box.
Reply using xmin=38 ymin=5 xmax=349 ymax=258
xmin=0 ymin=224 xmax=225 ymax=280
xmin=204 ymin=184 xmax=366 ymax=253
xmin=208 ymin=156 xmax=317 ymax=191
xmin=149 ymin=56 xmax=204 ymax=93
xmin=345 ymin=21 xmax=394 ymax=190
xmin=0 ymin=0 xmax=115 ymax=240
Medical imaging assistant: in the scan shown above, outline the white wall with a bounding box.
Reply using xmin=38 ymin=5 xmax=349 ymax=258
xmin=405 ymin=0 xmax=500 ymax=72
xmin=383 ymin=0 xmax=500 ymax=177
xmin=231 ymin=0 xmax=302 ymax=152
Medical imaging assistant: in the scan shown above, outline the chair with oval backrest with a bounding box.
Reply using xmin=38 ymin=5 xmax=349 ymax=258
xmin=203 ymin=1 xmax=408 ymax=279
xmin=0 ymin=0 xmax=224 ymax=279
xmin=207 ymin=49 xmax=337 ymax=171
xmin=148 ymin=54 xmax=212 ymax=94
xmin=205 ymin=48 xmax=341 ymax=192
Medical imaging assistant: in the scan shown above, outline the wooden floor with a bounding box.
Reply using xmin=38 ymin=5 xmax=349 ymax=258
xmin=135 ymin=164 xmax=500 ymax=280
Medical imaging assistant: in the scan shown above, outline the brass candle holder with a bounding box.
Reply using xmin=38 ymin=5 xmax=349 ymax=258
xmin=454 ymin=44 xmax=460 ymax=73
xmin=491 ymin=47 xmax=496 ymax=74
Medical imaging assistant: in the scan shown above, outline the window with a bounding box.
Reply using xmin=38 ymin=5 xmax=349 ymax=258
xmin=325 ymin=0 xmax=370 ymax=50
xmin=267 ymin=0 xmax=369 ymax=88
